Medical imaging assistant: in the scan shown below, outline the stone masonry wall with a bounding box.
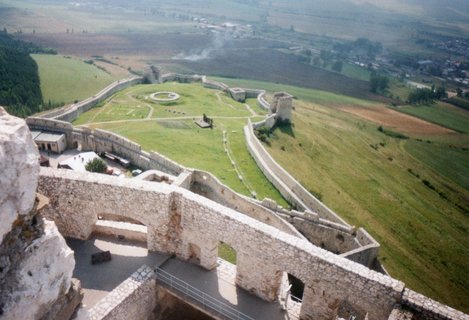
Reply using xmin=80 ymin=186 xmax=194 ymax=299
xmin=190 ymin=170 xmax=303 ymax=238
xmin=257 ymin=91 xmax=270 ymax=110
xmin=26 ymin=118 xmax=184 ymax=176
xmin=38 ymin=167 xmax=406 ymax=320
xmin=286 ymin=217 xmax=361 ymax=253
xmin=39 ymin=77 xmax=143 ymax=123
xmin=402 ymin=289 xmax=469 ymax=320
xmin=86 ymin=266 xmax=156 ymax=320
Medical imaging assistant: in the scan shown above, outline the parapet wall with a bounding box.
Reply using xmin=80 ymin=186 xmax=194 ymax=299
xmin=201 ymin=77 xmax=229 ymax=91
xmin=87 ymin=266 xmax=156 ymax=320
xmin=257 ymin=91 xmax=270 ymax=111
xmin=39 ymin=77 xmax=143 ymax=123
xmin=161 ymin=73 xmax=203 ymax=83
xmin=26 ymin=118 xmax=184 ymax=176
xmin=402 ymin=289 xmax=468 ymax=320
xmin=189 ymin=170 xmax=304 ymax=238
xmin=37 ymin=167 xmax=405 ymax=320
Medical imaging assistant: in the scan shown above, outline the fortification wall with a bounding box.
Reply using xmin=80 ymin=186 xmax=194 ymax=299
xmin=38 ymin=167 xmax=406 ymax=320
xmin=201 ymin=77 xmax=229 ymax=91
xmin=402 ymin=289 xmax=468 ymax=320
xmin=257 ymin=92 xmax=270 ymax=111
xmin=245 ymin=88 xmax=265 ymax=99
xmin=285 ymin=216 xmax=360 ymax=253
xmin=252 ymin=114 xmax=276 ymax=129
xmin=39 ymin=77 xmax=142 ymax=123
xmin=87 ymin=266 xmax=156 ymax=320
xmin=161 ymin=73 xmax=203 ymax=83
xmin=190 ymin=170 xmax=304 ymax=238
xmin=26 ymin=117 xmax=74 ymax=133
xmin=274 ymin=209 xmax=379 ymax=268
xmin=244 ymin=121 xmax=350 ymax=226
xmin=338 ymin=228 xmax=380 ymax=268
xmin=26 ymin=118 xmax=184 ymax=176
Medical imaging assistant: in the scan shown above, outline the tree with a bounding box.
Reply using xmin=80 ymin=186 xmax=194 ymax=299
xmin=407 ymin=86 xmax=447 ymax=105
xmin=434 ymin=86 xmax=447 ymax=100
xmin=312 ymin=56 xmax=321 ymax=66
xmin=370 ymin=72 xmax=389 ymax=93
xmin=85 ymin=158 xmax=107 ymax=173
xmin=332 ymin=60 xmax=343 ymax=72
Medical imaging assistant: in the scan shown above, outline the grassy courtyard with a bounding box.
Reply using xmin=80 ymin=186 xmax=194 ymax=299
xmin=74 ymin=82 xmax=287 ymax=206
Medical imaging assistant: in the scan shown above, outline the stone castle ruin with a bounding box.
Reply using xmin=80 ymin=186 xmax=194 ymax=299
xmin=1 ymin=69 xmax=468 ymax=320
xmin=270 ymin=92 xmax=293 ymax=123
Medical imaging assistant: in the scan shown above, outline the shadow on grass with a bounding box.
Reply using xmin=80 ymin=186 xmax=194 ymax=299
xmin=275 ymin=122 xmax=295 ymax=138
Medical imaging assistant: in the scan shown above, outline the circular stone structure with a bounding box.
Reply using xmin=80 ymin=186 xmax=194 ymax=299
xmin=149 ymin=91 xmax=180 ymax=102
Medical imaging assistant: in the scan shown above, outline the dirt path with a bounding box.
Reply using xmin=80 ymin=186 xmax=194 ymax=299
xmin=215 ymin=92 xmax=236 ymax=109
xmin=125 ymin=89 xmax=154 ymax=119
xmin=244 ymin=103 xmax=258 ymax=116
xmin=87 ymin=99 xmax=112 ymax=124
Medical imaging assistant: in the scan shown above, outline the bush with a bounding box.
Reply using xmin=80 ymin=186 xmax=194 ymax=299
xmin=85 ymin=158 xmax=107 ymax=173
xmin=377 ymin=126 xmax=409 ymax=139
xmin=255 ymin=125 xmax=273 ymax=145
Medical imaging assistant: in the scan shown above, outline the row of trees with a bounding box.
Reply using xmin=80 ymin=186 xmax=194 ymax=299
xmin=369 ymin=72 xmax=389 ymax=93
xmin=0 ymin=46 xmax=43 ymax=117
xmin=456 ymin=87 xmax=469 ymax=99
xmin=333 ymin=37 xmax=383 ymax=59
xmin=407 ymin=85 xmax=447 ymax=105
xmin=0 ymin=31 xmax=54 ymax=117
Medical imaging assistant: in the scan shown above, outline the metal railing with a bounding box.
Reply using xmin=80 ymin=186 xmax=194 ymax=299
xmin=155 ymin=267 xmax=255 ymax=320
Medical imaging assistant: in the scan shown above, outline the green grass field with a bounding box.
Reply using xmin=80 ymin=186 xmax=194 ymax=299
xmin=219 ymin=242 xmax=237 ymax=264
xmin=74 ymin=83 xmax=287 ymax=207
xmin=260 ymin=97 xmax=469 ymax=312
xmin=324 ymin=62 xmax=371 ymax=81
xmin=405 ymin=139 xmax=469 ymax=191
xmin=395 ymin=102 xmax=469 ymax=133
xmin=32 ymin=54 xmax=119 ymax=105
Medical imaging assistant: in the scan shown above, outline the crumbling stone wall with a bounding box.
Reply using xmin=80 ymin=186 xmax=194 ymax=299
xmin=402 ymin=289 xmax=468 ymax=320
xmin=190 ymin=170 xmax=303 ymax=237
xmin=38 ymin=167 xmax=406 ymax=319
xmin=85 ymin=266 xmax=156 ymax=320
xmin=228 ymin=87 xmax=246 ymax=102
xmin=270 ymin=92 xmax=293 ymax=123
